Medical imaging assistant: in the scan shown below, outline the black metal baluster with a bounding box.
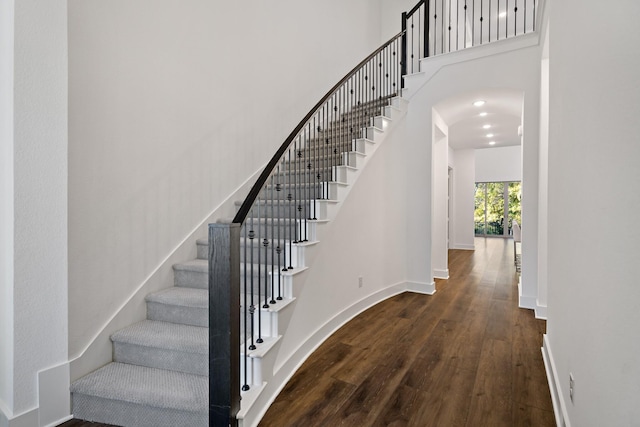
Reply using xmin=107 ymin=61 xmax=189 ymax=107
xmin=480 ymin=0 xmax=483 ymax=44
xmin=506 ymin=0 xmax=508 ymax=38
xmin=269 ymin=176 xmax=276 ymax=305
xmin=497 ymin=0 xmax=500 ymax=40
xmin=472 ymin=0 xmax=475 ymax=46
xmin=456 ymin=0 xmax=459 ymax=51
xmin=401 ymin=12 xmax=407 ymax=87
xmin=296 ymin=137 xmax=304 ymax=243
xmin=424 ymin=1 xmax=430 ymax=58
xmin=287 ymin=148 xmax=293 ymax=270
xmin=242 ymin=223 xmax=249 ymax=391
xmin=410 ymin=15 xmax=414 ymax=73
xmin=262 ymin=231 xmax=269 ymax=309
xmin=441 ymin=0 xmax=445 ymax=54
xmin=464 ymin=0 xmax=468 ymax=48
xmin=256 ymin=197 xmax=263 ymax=344
xmin=275 ymin=167 xmax=283 ymax=300
xmin=248 ymin=214 xmax=257 ymax=350
xmin=489 ymin=0 xmax=492 ymax=42
xmin=514 ymin=0 xmax=517 ymax=36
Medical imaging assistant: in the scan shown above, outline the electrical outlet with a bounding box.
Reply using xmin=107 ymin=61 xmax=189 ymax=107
xmin=569 ymin=373 xmax=575 ymax=403
xmin=358 ymin=276 xmax=363 ymax=288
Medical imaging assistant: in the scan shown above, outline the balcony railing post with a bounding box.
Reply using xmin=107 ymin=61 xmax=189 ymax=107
xmin=424 ymin=0 xmax=430 ymax=58
xmin=209 ymin=222 xmax=241 ymax=427
xmin=401 ymin=12 xmax=407 ymax=88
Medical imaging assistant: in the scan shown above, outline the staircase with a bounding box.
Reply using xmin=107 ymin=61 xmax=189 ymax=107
xmin=69 ymin=95 xmax=407 ymax=426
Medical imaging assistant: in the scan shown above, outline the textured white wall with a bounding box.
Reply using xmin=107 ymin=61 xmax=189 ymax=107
xmin=547 ymin=0 xmax=640 ymax=425
xmin=475 ymin=145 xmax=522 ymax=182
xmin=7 ymin=0 xmax=68 ymax=420
xmin=0 ymin=0 xmax=15 ymax=420
xmin=67 ymin=0 xmax=385 ymax=368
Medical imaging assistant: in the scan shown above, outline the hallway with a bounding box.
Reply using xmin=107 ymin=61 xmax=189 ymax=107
xmin=259 ymin=238 xmax=554 ymax=426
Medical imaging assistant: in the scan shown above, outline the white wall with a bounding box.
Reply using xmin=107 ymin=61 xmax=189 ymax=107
xmin=432 ymin=111 xmax=449 ymax=278
xmin=475 ymin=145 xmax=522 ymax=182
xmin=450 ymin=149 xmax=476 ymax=250
xmin=380 ymin=0 xmax=416 ymax=42
xmin=67 ymin=0 xmax=385 ymax=376
xmin=2 ymin=0 xmax=69 ymax=425
xmin=546 ymin=0 xmax=640 ymax=425
xmin=0 ymin=0 xmax=15 ymax=422
xmin=536 ymin=54 xmax=549 ymax=319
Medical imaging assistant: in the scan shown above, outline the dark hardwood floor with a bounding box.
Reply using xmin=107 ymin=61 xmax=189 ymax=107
xmin=61 ymin=237 xmax=553 ymax=427
xmin=259 ymin=237 xmax=554 ymax=426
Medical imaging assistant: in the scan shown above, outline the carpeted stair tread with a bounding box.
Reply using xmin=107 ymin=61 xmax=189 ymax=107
xmin=70 ymin=362 xmax=207 ymax=413
xmin=173 ymin=258 xmax=207 ymax=272
xmin=146 ymin=287 xmax=208 ymax=308
xmin=111 ymin=320 xmax=207 ymax=355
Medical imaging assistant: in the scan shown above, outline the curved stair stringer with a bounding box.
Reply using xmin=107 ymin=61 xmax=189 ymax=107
xmin=237 ymin=96 xmax=409 ymax=427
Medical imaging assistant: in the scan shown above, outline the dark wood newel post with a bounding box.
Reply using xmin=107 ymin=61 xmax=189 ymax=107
xmin=209 ymin=223 xmax=241 ymax=427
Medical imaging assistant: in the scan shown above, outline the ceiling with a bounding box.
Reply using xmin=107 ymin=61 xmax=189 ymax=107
xmin=433 ymin=89 xmax=524 ymax=150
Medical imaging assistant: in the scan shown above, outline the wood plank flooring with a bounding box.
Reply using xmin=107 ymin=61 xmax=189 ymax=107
xmin=259 ymin=237 xmax=553 ymax=426
xmin=60 ymin=237 xmax=553 ymax=427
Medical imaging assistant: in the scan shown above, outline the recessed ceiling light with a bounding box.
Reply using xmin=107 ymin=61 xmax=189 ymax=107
xmin=489 ymin=141 xmax=496 ymax=145
xmin=473 ymin=100 xmax=486 ymax=107
xmin=479 ymin=112 xmax=488 ymax=117
xmin=499 ymin=11 xmax=507 ymax=18
xmin=483 ymin=124 xmax=491 ymax=129
xmin=486 ymin=133 xmax=494 ymax=138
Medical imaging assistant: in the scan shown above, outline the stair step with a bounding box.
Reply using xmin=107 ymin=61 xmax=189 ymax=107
xmin=70 ymin=362 xmax=207 ymax=427
xmin=111 ymin=320 xmax=208 ymax=376
xmin=146 ymin=287 xmax=208 ymax=327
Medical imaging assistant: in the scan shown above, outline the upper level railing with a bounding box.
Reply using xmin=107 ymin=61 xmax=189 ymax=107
xmin=402 ymin=0 xmax=537 ymax=75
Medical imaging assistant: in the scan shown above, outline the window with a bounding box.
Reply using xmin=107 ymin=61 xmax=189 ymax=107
xmin=475 ymin=181 xmax=521 ymax=237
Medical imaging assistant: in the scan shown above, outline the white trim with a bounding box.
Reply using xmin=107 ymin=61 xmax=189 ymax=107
xmin=407 ymin=281 xmax=437 ymax=295
xmin=542 ymin=334 xmax=570 ymax=427
xmin=433 ymin=269 xmax=449 ymax=280
xmin=535 ymin=303 xmax=547 ymax=320
xmin=0 ymin=408 xmax=37 ymax=427
xmin=450 ymin=243 xmax=475 ymax=250
xmin=42 ymin=416 xmax=72 ymax=427
xmin=518 ymin=278 xmax=536 ymax=310
xmin=37 ymin=363 xmax=70 ymax=427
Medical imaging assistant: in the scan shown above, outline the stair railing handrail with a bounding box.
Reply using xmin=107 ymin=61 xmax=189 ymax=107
xmin=210 ymin=30 xmax=405 ymax=427
xmin=232 ymin=31 xmax=404 ymax=225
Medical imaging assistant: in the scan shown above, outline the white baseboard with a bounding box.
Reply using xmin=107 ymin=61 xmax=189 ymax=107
xmin=518 ymin=279 xmax=536 ymax=310
xmin=38 ymin=363 xmax=70 ymax=427
xmin=542 ymin=334 xmax=570 ymax=427
xmin=433 ymin=269 xmax=449 ymax=280
xmin=0 ymin=408 xmax=37 ymax=427
xmin=535 ymin=303 xmax=547 ymax=320
xmin=450 ymin=243 xmax=475 ymax=250
xmin=0 ymin=362 xmax=72 ymax=427
xmin=406 ymin=281 xmax=437 ymax=295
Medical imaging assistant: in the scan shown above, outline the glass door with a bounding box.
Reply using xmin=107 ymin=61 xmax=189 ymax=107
xmin=475 ymin=181 xmax=521 ymax=237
